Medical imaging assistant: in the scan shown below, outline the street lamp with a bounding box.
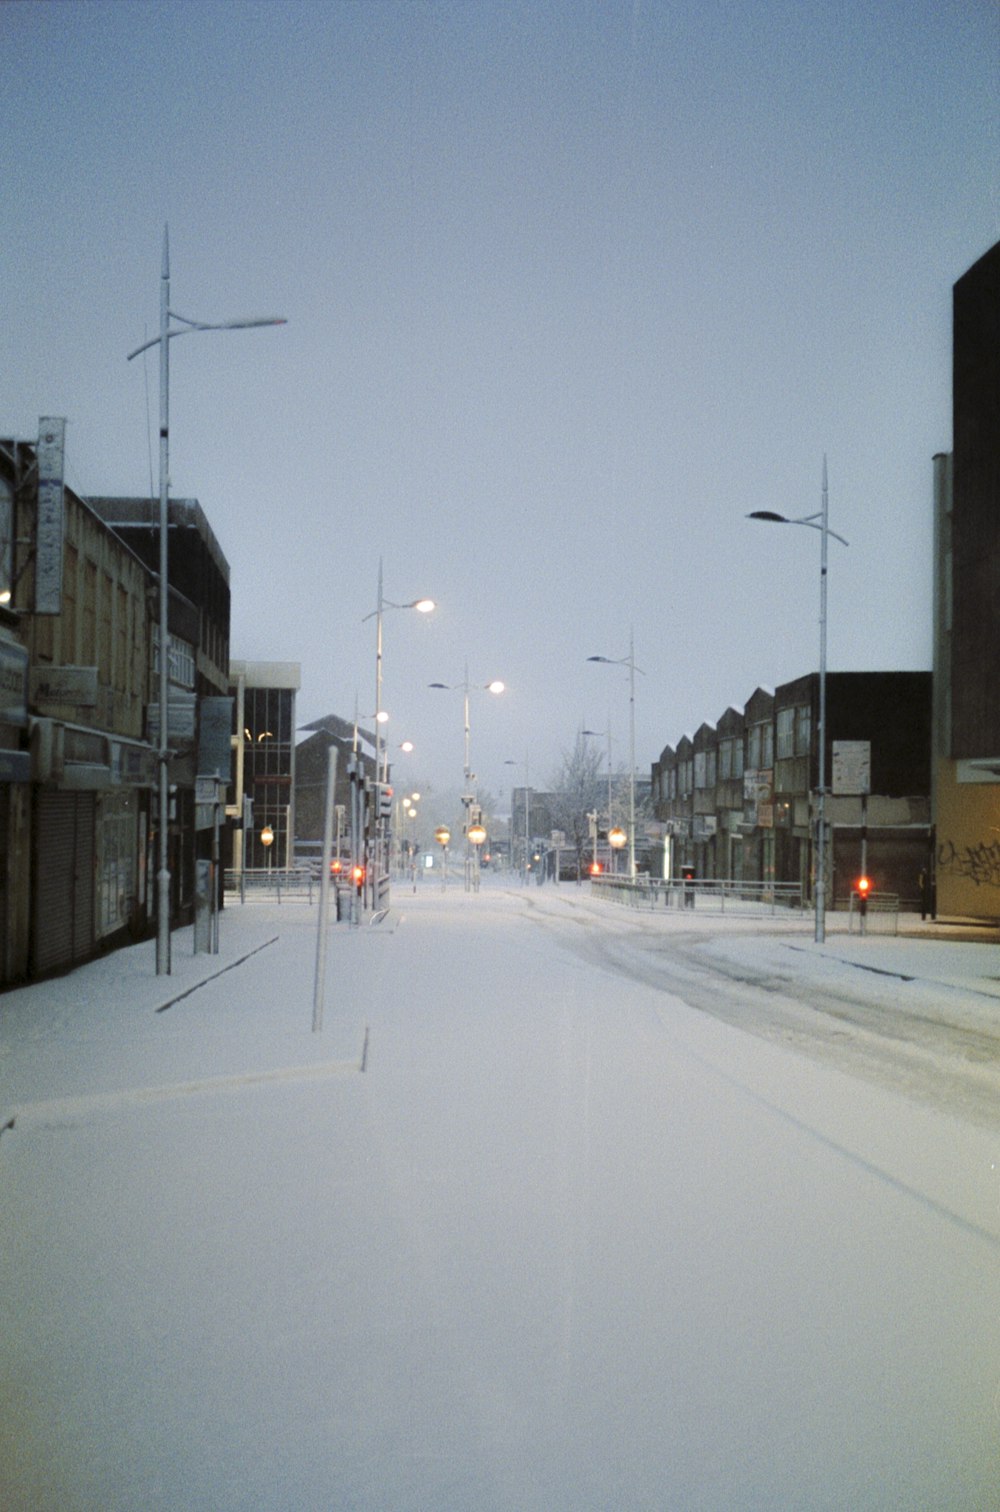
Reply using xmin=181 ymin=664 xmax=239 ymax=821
xmin=428 ymin=667 xmax=505 ymax=785
xmin=583 ymin=726 xmax=614 ymax=866
xmin=748 ymin=456 xmax=848 ymax=944
xmin=499 ymin=749 xmax=529 ymax=883
xmin=128 ymin=226 xmax=285 ymax=974
xmin=362 ymin=559 xmax=434 ymax=783
xmin=588 ymin=629 xmax=644 ymax=879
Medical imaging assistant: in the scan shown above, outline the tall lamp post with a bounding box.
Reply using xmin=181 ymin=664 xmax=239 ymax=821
xmin=361 ymin=563 xmax=433 ymax=905
xmin=362 ymin=559 xmax=434 ymax=784
xmin=504 ymin=754 xmax=530 ymax=880
xmin=429 ymin=668 xmax=505 ymax=786
xmin=588 ymin=629 xmax=643 ymax=879
xmin=431 ymin=669 xmax=504 ymax=891
xmin=583 ymin=726 xmax=613 ymax=868
xmin=748 ymin=457 xmax=848 ymax=944
xmin=128 ymin=226 xmax=285 ymax=975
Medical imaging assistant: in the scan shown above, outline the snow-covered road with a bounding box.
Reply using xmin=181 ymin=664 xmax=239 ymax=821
xmin=2 ymin=884 xmax=998 ymax=1509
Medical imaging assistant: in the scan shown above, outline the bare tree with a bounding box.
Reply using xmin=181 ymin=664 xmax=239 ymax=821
xmin=547 ymin=731 xmax=605 ymax=877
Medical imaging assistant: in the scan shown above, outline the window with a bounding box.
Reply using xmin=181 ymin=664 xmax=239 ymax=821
xmin=776 ymin=707 xmax=795 ymax=759
xmin=794 ymin=704 xmax=812 ymax=755
xmin=0 ymin=477 xmax=11 ymax=601
xmin=747 ymin=720 xmax=772 ymax=770
xmin=720 ymin=737 xmax=744 ymax=780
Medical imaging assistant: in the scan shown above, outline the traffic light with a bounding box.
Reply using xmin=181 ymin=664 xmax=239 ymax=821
xmin=377 ymin=783 xmax=393 ymax=819
xmin=590 ymin=860 xmax=603 ymax=875
xmin=330 ymin=858 xmax=342 ymax=876
xmin=351 ymin=864 xmax=365 ymax=892
xmin=856 ymin=875 xmax=871 ymax=915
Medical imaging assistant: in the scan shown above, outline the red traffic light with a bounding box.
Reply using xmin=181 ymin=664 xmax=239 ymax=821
xmin=351 ymin=864 xmax=365 ymax=887
xmin=590 ymin=861 xmax=603 ymax=875
xmin=856 ymin=875 xmax=871 ymax=897
xmin=330 ymin=859 xmax=342 ymax=874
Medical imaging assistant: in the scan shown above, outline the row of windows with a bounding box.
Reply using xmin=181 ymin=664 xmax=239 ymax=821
xmin=658 ymin=711 xmax=805 ymax=800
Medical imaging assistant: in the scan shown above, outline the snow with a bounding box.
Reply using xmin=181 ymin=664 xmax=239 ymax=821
xmin=2 ymin=882 xmax=999 ymax=1510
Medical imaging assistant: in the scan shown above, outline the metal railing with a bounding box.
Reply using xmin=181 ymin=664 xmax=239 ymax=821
xmin=590 ymin=876 xmax=806 ymax=916
xmin=845 ymin=890 xmax=900 ymax=935
xmin=224 ymin=867 xmax=320 ymax=903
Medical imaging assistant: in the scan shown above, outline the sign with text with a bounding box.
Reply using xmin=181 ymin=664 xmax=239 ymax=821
xmin=832 ymin=740 xmax=871 ymax=795
xmin=0 ymin=638 xmax=29 ymax=726
xmin=30 ymin=664 xmax=99 ymax=710
xmin=197 ymin=696 xmax=234 ymax=781
xmin=35 ymin=417 xmax=66 ymax=614
xmin=147 ymin=691 xmax=197 ymax=743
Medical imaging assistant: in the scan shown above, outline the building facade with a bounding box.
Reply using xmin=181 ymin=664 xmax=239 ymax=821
xmin=652 ymin=673 xmax=932 ymax=907
xmin=0 ymin=433 xmax=157 ymax=983
xmin=933 ymin=240 xmax=1000 ymax=922
xmin=229 ymin=661 xmax=300 ymax=873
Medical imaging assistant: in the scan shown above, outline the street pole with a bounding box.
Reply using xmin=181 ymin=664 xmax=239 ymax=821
xmin=313 ymin=746 xmax=338 ymax=1033
xmin=747 ymin=458 xmax=847 ymax=945
xmin=155 ymin=230 xmax=170 ymax=973
xmin=588 ymin=636 xmax=643 ymax=881
xmin=628 ymin=626 xmax=637 ymax=881
xmin=816 ymin=459 xmax=830 ymax=943
xmin=128 ymin=227 xmax=285 ymax=974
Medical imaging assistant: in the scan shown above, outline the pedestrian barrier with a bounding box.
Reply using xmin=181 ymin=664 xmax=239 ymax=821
xmin=224 ymin=868 xmax=322 ymax=905
xmin=845 ymin=890 xmax=900 ymax=935
xmin=590 ymin=876 xmax=806 ymax=917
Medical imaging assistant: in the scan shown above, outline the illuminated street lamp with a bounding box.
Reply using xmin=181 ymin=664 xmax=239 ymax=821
xmin=428 ymin=667 xmax=505 ymax=784
xmin=260 ymin=823 xmax=275 ymax=880
xmin=748 ymin=457 xmax=848 ymax=944
xmin=363 ymin=560 xmax=434 ymax=783
xmin=128 ymin=227 xmax=285 ymax=974
xmin=588 ymin=629 xmax=644 ymax=879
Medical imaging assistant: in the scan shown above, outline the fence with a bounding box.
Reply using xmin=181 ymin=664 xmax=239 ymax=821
xmin=590 ymin=876 xmax=805 ymax=916
xmin=225 ymin=867 xmax=323 ymax=905
xmin=844 ymin=890 xmax=900 ymax=935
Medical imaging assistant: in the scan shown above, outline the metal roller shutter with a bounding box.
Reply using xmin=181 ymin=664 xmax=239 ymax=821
xmin=33 ymin=790 xmax=96 ymax=976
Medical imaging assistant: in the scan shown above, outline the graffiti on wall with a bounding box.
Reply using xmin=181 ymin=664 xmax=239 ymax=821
xmin=937 ymin=837 xmax=1000 ymax=889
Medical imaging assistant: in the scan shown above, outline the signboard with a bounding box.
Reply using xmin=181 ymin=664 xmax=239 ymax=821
xmin=743 ymin=768 xmax=774 ymax=827
xmin=110 ymin=740 xmax=157 ymax=788
xmin=197 ymin=696 xmax=234 ymax=780
xmin=832 ymin=740 xmax=871 ymax=796
xmin=35 ymin=417 xmax=66 ymax=614
xmin=0 ymin=638 xmax=29 ymax=727
xmin=195 ymin=776 xmax=222 ymax=831
xmin=147 ymin=691 xmax=197 ymax=743
xmin=30 ymin=664 xmax=99 ymax=710
xmin=0 ymin=749 xmax=31 ymax=782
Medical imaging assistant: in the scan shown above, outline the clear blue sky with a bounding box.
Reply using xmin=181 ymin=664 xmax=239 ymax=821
xmin=3 ymin=0 xmax=997 ymax=808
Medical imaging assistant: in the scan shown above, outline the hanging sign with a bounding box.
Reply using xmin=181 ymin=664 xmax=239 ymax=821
xmin=35 ymin=418 xmax=66 ymax=614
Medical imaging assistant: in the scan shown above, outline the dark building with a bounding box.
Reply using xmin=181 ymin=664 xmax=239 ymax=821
xmin=933 ymin=240 xmax=1000 ymax=922
xmin=90 ymin=496 xmax=233 ymax=925
xmin=651 ymin=674 xmax=931 ymax=906
xmin=294 ymin=713 xmax=377 ymax=855
xmin=229 ymin=662 xmax=300 ymax=872
xmin=950 ymin=242 xmax=1000 ymax=757
xmin=0 ymin=438 xmax=158 ymax=983
xmin=773 ymin=671 xmax=932 ymax=907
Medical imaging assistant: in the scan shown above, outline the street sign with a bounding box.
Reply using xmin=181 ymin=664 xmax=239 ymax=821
xmin=832 ymin=740 xmax=871 ymax=795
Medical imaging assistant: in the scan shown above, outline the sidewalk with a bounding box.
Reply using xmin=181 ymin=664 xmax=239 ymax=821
xmin=1 ymin=897 xmax=367 ymax=1122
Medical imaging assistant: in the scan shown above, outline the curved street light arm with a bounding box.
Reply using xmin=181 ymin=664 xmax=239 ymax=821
xmin=747 ymin=509 xmax=848 ymax=548
xmin=128 ymin=314 xmax=287 ymax=362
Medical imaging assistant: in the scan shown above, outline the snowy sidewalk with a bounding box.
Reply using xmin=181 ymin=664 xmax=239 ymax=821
xmin=1 ymin=896 xmax=367 ymax=1121
xmin=2 ymin=883 xmax=999 ymax=1511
